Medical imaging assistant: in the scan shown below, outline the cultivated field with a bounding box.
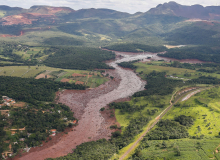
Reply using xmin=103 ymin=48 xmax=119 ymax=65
xmin=141 ymin=138 xmax=220 ymax=159
xmin=0 ymin=65 xmax=108 ymax=88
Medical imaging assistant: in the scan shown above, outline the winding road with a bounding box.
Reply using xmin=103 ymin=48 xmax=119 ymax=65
xmin=20 ymin=52 xmax=152 ymax=160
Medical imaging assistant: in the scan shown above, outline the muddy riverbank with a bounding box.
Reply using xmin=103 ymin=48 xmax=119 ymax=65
xmin=19 ymin=51 xmax=150 ymax=160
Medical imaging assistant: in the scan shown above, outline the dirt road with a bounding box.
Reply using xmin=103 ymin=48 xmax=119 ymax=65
xmin=19 ymin=52 xmax=153 ymax=160
xmin=119 ymin=87 xmax=211 ymax=160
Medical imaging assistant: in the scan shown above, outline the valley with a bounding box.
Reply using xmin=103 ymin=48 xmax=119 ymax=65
xmin=1 ymin=1 xmax=220 ymax=160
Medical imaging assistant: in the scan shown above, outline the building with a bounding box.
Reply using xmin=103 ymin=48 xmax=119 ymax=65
xmin=50 ymin=129 xmax=57 ymax=136
xmin=0 ymin=110 xmax=10 ymax=117
xmin=2 ymin=144 xmax=13 ymax=158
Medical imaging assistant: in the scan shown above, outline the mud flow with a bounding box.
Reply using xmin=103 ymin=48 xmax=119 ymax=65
xmin=19 ymin=52 xmax=169 ymax=160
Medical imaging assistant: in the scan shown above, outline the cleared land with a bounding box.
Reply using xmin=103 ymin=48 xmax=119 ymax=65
xmin=0 ymin=65 xmax=108 ymax=88
xmin=165 ymin=87 xmax=220 ymax=138
xmin=135 ymin=62 xmax=220 ymax=80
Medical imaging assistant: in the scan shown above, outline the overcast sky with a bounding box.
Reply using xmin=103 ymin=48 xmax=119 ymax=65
xmin=2 ymin=0 xmax=220 ymax=13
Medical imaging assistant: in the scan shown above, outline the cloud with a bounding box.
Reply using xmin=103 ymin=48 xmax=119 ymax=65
xmin=2 ymin=0 xmax=220 ymax=13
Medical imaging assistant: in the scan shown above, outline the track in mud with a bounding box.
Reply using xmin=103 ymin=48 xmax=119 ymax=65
xmin=19 ymin=52 xmax=153 ymax=160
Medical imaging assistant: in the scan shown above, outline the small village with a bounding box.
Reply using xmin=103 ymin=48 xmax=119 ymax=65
xmin=0 ymin=96 xmax=77 ymax=159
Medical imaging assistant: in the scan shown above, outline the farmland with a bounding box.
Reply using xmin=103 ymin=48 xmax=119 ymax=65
xmin=135 ymin=62 xmax=220 ymax=80
xmin=115 ymin=94 xmax=172 ymax=129
xmin=137 ymin=138 xmax=220 ymax=160
xmin=0 ymin=65 xmax=108 ymax=88
xmin=164 ymin=87 xmax=220 ymax=138
xmin=128 ymin=85 xmax=220 ymax=160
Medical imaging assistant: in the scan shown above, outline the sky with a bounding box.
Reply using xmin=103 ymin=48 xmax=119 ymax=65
xmin=2 ymin=0 xmax=220 ymax=13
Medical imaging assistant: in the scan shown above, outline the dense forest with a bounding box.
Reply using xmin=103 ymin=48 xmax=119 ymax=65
xmin=134 ymin=70 xmax=220 ymax=97
xmin=109 ymin=101 xmax=146 ymax=113
xmin=43 ymin=37 xmax=84 ymax=46
xmin=44 ymin=47 xmax=115 ymax=70
xmin=117 ymin=60 xmax=138 ymax=69
xmin=158 ymin=46 xmax=220 ymax=63
xmin=103 ymin=43 xmax=166 ymax=53
xmin=0 ymin=114 xmax=7 ymax=155
xmin=133 ymin=71 xmax=184 ymax=97
xmin=145 ymin=119 xmax=191 ymax=140
xmin=163 ymin=26 xmax=220 ymax=45
xmin=0 ymin=25 xmax=22 ymax=36
xmin=0 ymin=76 xmax=85 ymax=103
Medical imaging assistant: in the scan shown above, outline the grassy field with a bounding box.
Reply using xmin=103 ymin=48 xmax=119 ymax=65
xmin=0 ymin=65 xmax=108 ymax=88
xmin=139 ymin=138 xmax=220 ymax=160
xmin=128 ymin=86 xmax=220 ymax=160
xmin=14 ymin=47 xmax=45 ymax=60
xmin=135 ymin=62 xmax=220 ymax=80
xmin=115 ymin=95 xmax=172 ymax=129
xmin=163 ymin=87 xmax=220 ymax=138
xmin=0 ymin=10 xmax=6 ymax=18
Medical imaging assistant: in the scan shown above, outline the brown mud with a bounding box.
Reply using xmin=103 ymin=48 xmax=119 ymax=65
xmin=103 ymin=48 xmax=207 ymax=64
xmin=19 ymin=52 xmax=147 ymax=160
xmin=16 ymin=50 xmax=210 ymax=160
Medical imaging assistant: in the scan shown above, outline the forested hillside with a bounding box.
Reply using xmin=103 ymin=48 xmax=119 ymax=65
xmin=104 ymin=43 xmax=166 ymax=53
xmin=44 ymin=47 xmax=115 ymax=70
xmin=158 ymin=46 xmax=220 ymax=63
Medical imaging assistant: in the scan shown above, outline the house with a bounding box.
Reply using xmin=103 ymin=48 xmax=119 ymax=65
xmin=10 ymin=127 xmax=26 ymax=135
xmin=27 ymin=133 xmax=32 ymax=137
xmin=2 ymin=144 xmax=13 ymax=158
xmin=0 ymin=110 xmax=10 ymax=117
xmin=50 ymin=129 xmax=57 ymax=136
xmin=73 ymin=120 xmax=77 ymax=124
xmin=4 ymin=102 xmax=10 ymax=106
xmin=11 ymin=131 xmax=16 ymax=135
xmin=19 ymin=138 xmax=25 ymax=141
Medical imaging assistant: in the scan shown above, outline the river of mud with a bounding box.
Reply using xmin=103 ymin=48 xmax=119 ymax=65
xmin=19 ymin=52 xmax=156 ymax=160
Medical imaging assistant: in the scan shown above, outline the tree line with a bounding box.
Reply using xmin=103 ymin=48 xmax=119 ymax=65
xmin=103 ymin=43 xmax=166 ymax=53
xmin=44 ymin=47 xmax=115 ymax=70
xmin=48 ymin=116 xmax=151 ymax=160
xmin=0 ymin=76 xmax=85 ymax=104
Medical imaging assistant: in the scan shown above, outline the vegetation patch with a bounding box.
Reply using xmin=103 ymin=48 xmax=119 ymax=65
xmin=44 ymin=47 xmax=115 ymax=70
xmin=104 ymin=43 xmax=166 ymax=53
xmin=43 ymin=37 xmax=84 ymax=46
xmin=0 ymin=76 xmax=85 ymax=103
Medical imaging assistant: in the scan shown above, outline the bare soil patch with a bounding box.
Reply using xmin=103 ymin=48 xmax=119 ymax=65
xmin=12 ymin=102 xmax=26 ymax=108
xmin=75 ymin=81 xmax=84 ymax=85
xmin=60 ymin=78 xmax=70 ymax=82
xmin=72 ymin=73 xmax=86 ymax=77
xmin=35 ymin=74 xmax=51 ymax=79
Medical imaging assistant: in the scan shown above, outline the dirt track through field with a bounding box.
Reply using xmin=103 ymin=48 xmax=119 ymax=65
xmin=119 ymin=87 xmax=213 ymax=160
xmin=19 ymin=52 xmax=154 ymax=160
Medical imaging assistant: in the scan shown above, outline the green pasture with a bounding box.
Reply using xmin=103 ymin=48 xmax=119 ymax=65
xmin=135 ymin=62 xmax=220 ymax=80
xmin=115 ymin=94 xmax=172 ymax=129
xmin=164 ymin=87 xmax=220 ymax=138
xmin=0 ymin=65 xmax=108 ymax=88
xmin=0 ymin=10 xmax=6 ymax=18
xmin=140 ymin=139 xmax=220 ymax=160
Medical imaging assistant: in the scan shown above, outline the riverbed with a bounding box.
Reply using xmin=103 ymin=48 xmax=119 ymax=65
xmin=19 ymin=51 xmax=153 ymax=160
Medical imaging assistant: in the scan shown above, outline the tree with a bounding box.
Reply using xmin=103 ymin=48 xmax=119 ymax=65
xmin=162 ymin=141 xmax=167 ymax=148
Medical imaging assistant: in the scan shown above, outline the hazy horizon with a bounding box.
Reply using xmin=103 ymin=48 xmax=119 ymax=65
xmin=2 ymin=0 xmax=220 ymax=14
